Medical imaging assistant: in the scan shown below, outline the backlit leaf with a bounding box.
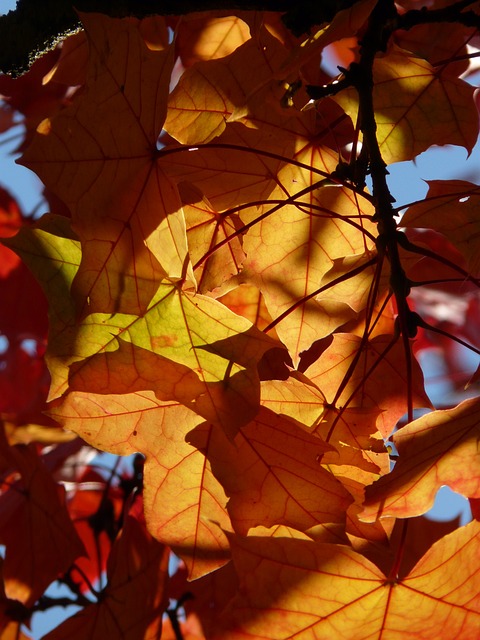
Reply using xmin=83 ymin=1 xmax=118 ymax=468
xmin=216 ymin=521 xmax=480 ymax=638
xmin=8 ymin=217 xmax=277 ymax=436
xmin=305 ymin=333 xmax=432 ymax=438
xmin=1 ymin=6 xmax=479 ymax=637
xmin=0 ymin=430 xmax=84 ymax=606
xmin=401 ymin=180 xmax=480 ymax=277
xmin=175 ymin=13 xmax=251 ymax=67
xmin=335 ymin=45 xmax=478 ymax=163
xmin=241 ymin=164 xmax=376 ymax=362
xmin=44 ymin=515 xmax=169 ymax=640
xmin=361 ymin=396 xmax=480 ymax=521
xmin=190 ymin=406 xmax=352 ymax=537
xmin=180 ymin=181 xmax=245 ymax=293
xmin=21 ymin=13 xmax=190 ymax=316
xmin=49 ymin=392 xmax=232 ymax=579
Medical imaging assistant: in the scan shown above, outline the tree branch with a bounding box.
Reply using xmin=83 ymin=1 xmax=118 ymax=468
xmin=0 ymin=0 xmax=352 ymax=76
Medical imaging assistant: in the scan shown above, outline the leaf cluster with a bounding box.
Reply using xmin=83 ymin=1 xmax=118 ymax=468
xmin=0 ymin=0 xmax=479 ymax=637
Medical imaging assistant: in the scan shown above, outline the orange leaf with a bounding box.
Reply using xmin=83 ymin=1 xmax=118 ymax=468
xmin=0 ymin=50 xmax=68 ymax=146
xmin=0 ymin=559 xmax=32 ymax=639
xmin=241 ymin=166 xmax=376 ymax=362
xmin=218 ymin=283 xmax=276 ymax=333
xmin=0 ymin=621 xmax=31 ymax=640
xmin=259 ymin=375 xmax=326 ymax=430
xmin=320 ymin=407 xmax=389 ymax=472
xmin=216 ymin=522 xmax=480 ymax=638
xmin=21 ymin=14 xmax=190 ymax=316
xmin=49 ymin=392 xmax=232 ymax=580
xmin=175 ymin=12 xmax=251 ymax=67
xmin=180 ymin=181 xmax=245 ymax=293
xmin=8 ymin=216 xmax=277 ymax=436
xmin=361 ymin=396 xmax=480 ymax=522
xmin=335 ymin=466 xmax=394 ymax=564
xmin=394 ymin=21 xmax=473 ymax=77
xmin=160 ymin=123 xmax=291 ymax=214
xmin=305 ymin=333 xmax=431 ymax=438
xmin=166 ymin=25 xmax=317 ymax=145
xmin=190 ymin=406 xmax=352 ymax=538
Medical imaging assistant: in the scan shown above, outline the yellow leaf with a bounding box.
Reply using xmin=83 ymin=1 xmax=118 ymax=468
xmin=335 ymin=45 xmax=477 ymax=163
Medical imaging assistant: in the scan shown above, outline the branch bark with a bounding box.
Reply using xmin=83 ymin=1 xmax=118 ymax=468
xmin=0 ymin=0 xmax=352 ymax=76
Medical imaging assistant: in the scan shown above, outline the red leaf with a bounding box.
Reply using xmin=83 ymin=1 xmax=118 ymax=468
xmin=0 ymin=429 xmax=84 ymax=606
xmin=44 ymin=515 xmax=169 ymax=640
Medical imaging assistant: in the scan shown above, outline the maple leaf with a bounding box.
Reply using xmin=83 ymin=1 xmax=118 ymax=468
xmin=393 ymin=19 xmax=473 ymax=78
xmin=0 ymin=50 xmax=68 ymax=147
xmin=259 ymin=374 xmax=326 ymax=430
xmin=0 ymin=429 xmax=84 ymax=606
xmin=304 ymin=333 xmax=432 ymax=438
xmin=7 ymin=215 xmax=277 ymax=436
xmin=401 ymin=180 xmax=480 ymax=278
xmin=361 ymin=396 xmax=480 ymax=522
xmin=166 ymin=25 xmax=291 ymax=145
xmin=48 ymin=392 xmax=232 ymax=580
xmin=335 ymin=44 xmax=478 ymax=163
xmin=43 ymin=514 xmax=169 ymax=640
xmin=163 ymin=560 xmax=239 ymax=640
xmin=21 ymin=13 xmax=189 ymax=317
xmin=189 ymin=406 xmax=352 ymax=539
xmin=216 ymin=521 xmax=480 ymax=638
xmin=174 ymin=12 xmax=251 ymax=67
xmin=240 ymin=167 xmax=377 ymax=362
xmin=180 ymin=181 xmax=246 ymax=293
xmin=1 ymin=3 xmax=480 ymax=637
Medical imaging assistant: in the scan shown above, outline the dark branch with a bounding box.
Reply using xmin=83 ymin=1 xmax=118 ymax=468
xmin=397 ymin=0 xmax=480 ymax=31
xmin=0 ymin=0 xmax=328 ymax=76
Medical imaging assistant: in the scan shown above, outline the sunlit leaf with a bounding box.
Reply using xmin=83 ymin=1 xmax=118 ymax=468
xmin=49 ymin=392 xmax=232 ymax=579
xmin=190 ymin=406 xmax=352 ymax=538
xmin=180 ymin=181 xmax=245 ymax=293
xmin=335 ymin=45 xmax=478 ymax=163
xmin=21 ymin=13 xmax=191 ymax=316
xmin=361 ymin=396 xmax=480 ymax=521
xmin=1 ymin=6 xmax=479 ymax=637
xmin=304 ymin=333 xmax=432 ymax=438
xmin=260 ymin=375 xmax=326 ymax=430
xmin=166 ymin=26 xmax=290 ymax=144
xmin=216 ymin=521 xmax=480 ymax=638
xmin=175 ymin=12 xmax=251 ymax=67
xmin=241 ymin=163 xmax=376 ymax=362
xmin=8 ymin=216 xmax=277 ymax=435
